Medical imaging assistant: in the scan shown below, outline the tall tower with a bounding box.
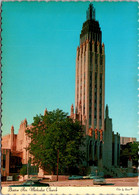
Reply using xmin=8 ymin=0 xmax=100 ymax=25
xmin=75 ymin=4 xmax=105 ymax=135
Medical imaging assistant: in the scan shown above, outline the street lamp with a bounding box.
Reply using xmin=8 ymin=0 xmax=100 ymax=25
xmin=56 ymin=148 xmax=59 ymax=181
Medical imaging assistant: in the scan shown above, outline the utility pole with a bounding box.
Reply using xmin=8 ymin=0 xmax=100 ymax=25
xmin=26 ymin=136 xmax=29 ymax=179
xmin=27 ymin=158 xmax=29 ymax=179
xmin=26 ymin=135 xmax=29 ymax=180
xmin=56 ymin=149 xmax=59 ymax=181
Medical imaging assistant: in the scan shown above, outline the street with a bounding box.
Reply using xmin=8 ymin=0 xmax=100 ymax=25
xmin=48 ymin=177 xmax=138 ymax=187
xmin=1 ymin=177 xmax=138 ymax=187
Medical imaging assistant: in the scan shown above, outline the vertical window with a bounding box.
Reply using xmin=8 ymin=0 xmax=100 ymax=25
xmin=99 ymin=141 xmax=102 ymax=159
xmin=112 ymin=143 xmax=114 ymax=165
xmin=100 ymin=56 xmax=103 ymax=65
xmin=95 ymin=53 xmax=97 ymax=64
xmin=89 ymin=141 xmax=93 ymax=165
xmin=83 ymin=105 xmax=85 ymax=114
xmin=3 ymin=154 xmax=6 ymax=169
xmin=89 ymin=72 xmax=92 ymax=125
xmin=94 ymin=141 xmax=97 ymax=157
xmin=89 ymin=114 xmax=92 ymax=126
xmin=99 ymin=73 xmax=102 ymax=121
xmin=94 ymin=72 xmax=97 ymax=119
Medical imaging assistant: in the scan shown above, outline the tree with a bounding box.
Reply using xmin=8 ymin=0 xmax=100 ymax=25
xmin=26 ymin=109 xmax=85 ymax=175
xmin=20 ymin=166 xmax=27 ymax=177
xmin=130 ymin=142 xmax=138 ymax=167
xmin=120 ymin=142 xmax=138 ymax=167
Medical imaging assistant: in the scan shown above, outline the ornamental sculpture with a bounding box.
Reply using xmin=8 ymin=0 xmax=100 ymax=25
xmin=100 ymin=129 xmax=103 ymax=141
xmin=89 ymin=128 xmax=92 ymax=137
xmin=95 ymin=129 xmax=98 ymax=140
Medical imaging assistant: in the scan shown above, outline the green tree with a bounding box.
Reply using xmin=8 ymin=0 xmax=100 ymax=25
xmin=20 ymin=166 xmax=27 ymax=177
xmin=130 ymin=142 xmax=138 ymax=166
xmin=26 ymin=109 xmax=85 ymax=175
xmin=120 ymin=142 xmax=138 ymax=167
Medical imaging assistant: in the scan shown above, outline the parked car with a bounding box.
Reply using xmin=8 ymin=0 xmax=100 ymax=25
xmin=68 ymin=175 xmax=83 ymax=180
xmin=83 ymin=173 xmax=96 ymax=179
xmin=93 ymin=176 xmax=106 ymax=185
xmin=29 ymin=177 xmax=42 ymax=181
xmin=9 ymin=180 xmax=50 ymax=187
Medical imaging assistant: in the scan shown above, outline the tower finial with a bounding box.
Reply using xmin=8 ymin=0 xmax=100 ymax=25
xmin=11 ymin=125 xmax=14 ymax=132
xmin=86 ymin=3 xmax=95 ymax=21
xmin=24 ymin=118 xmax=27 ymax=124
xmin=70 ymin=104 xmax=74 ymax=117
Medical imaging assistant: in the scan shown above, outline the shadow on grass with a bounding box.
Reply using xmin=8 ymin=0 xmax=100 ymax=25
xmin=94 ymin=183 xmax=114 ymax=186
xmin=102 ymin=183 xmax=114 ymax=185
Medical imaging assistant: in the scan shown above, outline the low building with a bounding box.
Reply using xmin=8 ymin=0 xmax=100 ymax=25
xmin=1 ymin=120 xmax=33 ymax=180
xmin=120 ymin=137 xmax=136 ymax=145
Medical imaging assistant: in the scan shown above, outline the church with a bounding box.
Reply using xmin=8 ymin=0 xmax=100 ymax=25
xmin=1 ymin=4 xmax=120 ymax=178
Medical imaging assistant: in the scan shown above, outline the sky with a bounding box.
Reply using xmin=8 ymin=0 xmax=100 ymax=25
xmin=1 ymin=1 xmax=138 ymax=139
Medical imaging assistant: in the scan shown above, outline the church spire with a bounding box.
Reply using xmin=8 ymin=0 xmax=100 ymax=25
xmin=105 ymin=104 xmax=109 ymax=118
xmin=44 ymin=108 xmax=48 ymax=116
xmin=70 ymin=104 xmax=74 ymax=118
xmin=86 ymin=3 xmax=95 ymax=20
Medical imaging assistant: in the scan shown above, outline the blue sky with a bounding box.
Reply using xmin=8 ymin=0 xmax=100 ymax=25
xmin=2 ymin=2 xmax=138 ymax=139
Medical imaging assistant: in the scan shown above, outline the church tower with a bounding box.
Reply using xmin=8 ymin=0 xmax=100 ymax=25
xmin=75 ymin=4 xmax=105 ymax=135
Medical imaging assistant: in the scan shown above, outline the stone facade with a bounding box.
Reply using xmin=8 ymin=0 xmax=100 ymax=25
xmin=74 ymin=5 xmax=105 ymax=135
xmin=1 ymin=114 xmax=46 ymax=177
xmin=103 ymin=105 xmax=120 ymax=167
xmin=103 ymin=105 xmax=113 ymax=168
xmin=2 ymin=119 xmax=31 ymax=176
